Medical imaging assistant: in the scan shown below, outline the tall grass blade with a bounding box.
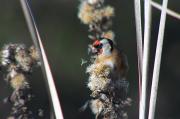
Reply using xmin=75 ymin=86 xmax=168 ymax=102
xmin=148 ymin=0 xmax=168 ymax=119
xmin=151 ymin=1 xmax=180 ymax=20
xmin=19 ymin=0 xmax=64 ymax=118
xmin=134 ymin=0 xmax=143 ymax=98
xmin=140 ymin=0 xmax=152 ymax=118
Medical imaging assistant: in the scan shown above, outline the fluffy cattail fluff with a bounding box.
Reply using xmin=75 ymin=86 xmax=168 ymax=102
xmin=29 ymin=45 xmax=40 ymax=64
xmin=78 ymin=1 xmax=114 ymax=25
xmin=86 ymin=56 xmax=131 ymax=119
xmin=0 ymin=44 xmax=40 ymax=72
xmin=86 ymin=63 xmax=111 ymax=94
xmin=0 ymin=43 xmax=43 ymax=118
xmin=10 ymin=73 xmax=26 ymax=89
xmin=15 ymin=45 xmax=33 ymax=72
xmin=87 ymin=0 xmax=104 ymax=5
xmin=101 ymin=31 xmax=115 ymax=40
xmin=78 ymin=0 xmax=114 ymax=35
xmin=78 ymin=1 xmax=95 ymax=24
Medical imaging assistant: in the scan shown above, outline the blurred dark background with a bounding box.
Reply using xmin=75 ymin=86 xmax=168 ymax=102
xmin=0 ymin=0 xmax=179 ymax=119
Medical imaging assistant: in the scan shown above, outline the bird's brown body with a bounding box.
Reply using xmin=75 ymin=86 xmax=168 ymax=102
xmin=94 ymin=45 xmax=128 ymax=80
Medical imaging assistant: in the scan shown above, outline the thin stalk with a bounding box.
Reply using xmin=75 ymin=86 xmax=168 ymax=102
xmin=134 ymin=0 xmax=143 ymax=104
xmin=148 ymin=0 xmax=168 ymax=119
xmin=140 ymin=0 xmax=152 ymax=118
xmin=151 ymin=1 xmax=180 ymax=20
xmin=19 ymin=0 xmax=64 ymax=119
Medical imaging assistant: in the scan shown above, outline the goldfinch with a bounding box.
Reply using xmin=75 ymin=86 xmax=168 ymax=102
xmin=92 ymin=38 xmax=128 ymax=81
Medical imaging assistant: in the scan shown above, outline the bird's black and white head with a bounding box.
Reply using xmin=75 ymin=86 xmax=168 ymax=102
xmin=92 ymin=38 xmax=114 ymax=56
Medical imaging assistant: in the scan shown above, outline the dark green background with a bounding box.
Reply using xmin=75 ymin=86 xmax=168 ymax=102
xmin=0 ymin=0 xmax=179 ymax=119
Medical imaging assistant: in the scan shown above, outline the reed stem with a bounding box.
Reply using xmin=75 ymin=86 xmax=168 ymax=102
xmin=134 ymin=0 xmax=143 ymax=99
xmin=148 ymin=0 xmax=168 ymax=118
xmin=139 ymin=0 xmax=152 ymax=118
xmin=151 ymin=1 xmax=180 ymax=20
xmin=19 ymin=0 xmax=64 ymax=118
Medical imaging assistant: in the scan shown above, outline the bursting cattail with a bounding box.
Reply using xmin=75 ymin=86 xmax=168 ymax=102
xmin=78 ymin=1 xmax=114 ymax=25
xmin=0 ymin=43 xmax=42 ymax=118
xmin=78 ymin=0 xmax=131 ymax=118
xmin=10 ymin=73 xmax=26 ymax=89
xmin=101 ymin=30 xmax=115 ymax=40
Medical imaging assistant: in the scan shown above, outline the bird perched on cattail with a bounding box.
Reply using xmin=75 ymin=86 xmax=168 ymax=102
xmin=86 ymin=38 xmax=130 ymax=118
xmin=87 ymin=38 xmax=129 ymax=97
xmin=91 ymin=38 xmax=128 ymax=81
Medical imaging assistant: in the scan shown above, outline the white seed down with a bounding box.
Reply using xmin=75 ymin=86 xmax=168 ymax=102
xmin=88 ymin=0 xmax=101 ymax=5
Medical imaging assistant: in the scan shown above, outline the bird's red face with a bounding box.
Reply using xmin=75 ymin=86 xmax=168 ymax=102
xmin=92 ymin=40 xmax=103 ymax=54
xmin=92 ymin=40 xmax=101 ymax=47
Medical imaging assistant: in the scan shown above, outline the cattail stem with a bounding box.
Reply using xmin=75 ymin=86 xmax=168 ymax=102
xmin=19 ymin=0 xmax=64 ymax=119
xmin=140 ymin=0 xmax=152 ymax=119
xmin=150 ymin=1 xmax=180 ymax=20
xmin=148 ymin=0 xmax=168 ymax=119
xmin=134 ymin=0 xmax=143 ymax=101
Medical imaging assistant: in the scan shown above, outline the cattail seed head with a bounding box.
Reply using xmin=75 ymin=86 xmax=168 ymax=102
xmin=87 ymin=0 xmax=104 ymax=5
xmin=10 ymin=73 xmax=26 ymax=89
xmin=78 ymin=1 xmax=94 ymax=24
xmin=101 ymin=31 xmax=115 ymax=40
xmin=29 ymin=46 xmax=40 ymax=63
xmin=90 ymin=99 xmax=104 ymax=114
xmin=78 ymin=1 xmax=114 ymax=25
xmin=15 ymin=50 xmax=32 ymax=72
